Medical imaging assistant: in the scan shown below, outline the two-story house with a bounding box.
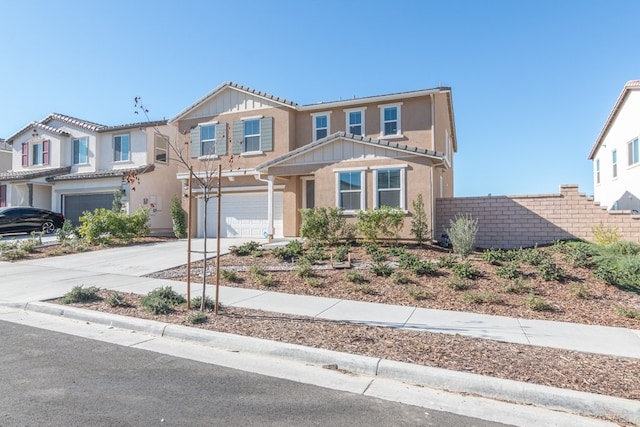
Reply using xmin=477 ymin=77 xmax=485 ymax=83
xmin=170 ymin=82 xmax=457 ymax=240
xmin=589 ymin=80 xmax=640 ymax=212
xmin=0 ymin=113 xmax=181 ymax=233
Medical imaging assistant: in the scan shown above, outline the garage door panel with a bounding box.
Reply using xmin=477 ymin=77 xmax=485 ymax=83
xmin=64 ymin=194 xmax=115 ymax=225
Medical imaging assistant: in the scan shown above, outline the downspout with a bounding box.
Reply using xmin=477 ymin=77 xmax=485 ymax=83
xmin=255 ymin=172 xmax=274 ymax=242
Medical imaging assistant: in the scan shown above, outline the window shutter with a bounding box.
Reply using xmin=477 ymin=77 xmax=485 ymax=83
xmin=42 ymin=140 xmax=50 ymax=165
xmin=215 ymin=123 xmax=227 ymax=155
xmin=190 ymin=126 xmax=201 ymax=158
xmin=232 ymin=120 xmax=243 ymax=154
xmin=260 ymin=117 xmax=273 ymax=151
xmin=21 ymin=143 xmax=28 ymax=166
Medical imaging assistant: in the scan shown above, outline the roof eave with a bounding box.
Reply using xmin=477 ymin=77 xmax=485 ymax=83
xmin=297 ymin=87 xmax=448 ymax=111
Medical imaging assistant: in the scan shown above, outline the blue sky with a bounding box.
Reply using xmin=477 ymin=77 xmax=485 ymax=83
xmin=1 ymin=0 xmax=638 ymax=197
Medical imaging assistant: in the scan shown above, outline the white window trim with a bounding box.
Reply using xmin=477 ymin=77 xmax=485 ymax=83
xmin=627 ymin=138 xmax=639 ymax=168
xmin=311 ymin=111 xmax=331 ymax=141
xmin=335 ymin=169 xmax=366 ymax=214
xmin=378 ymin=102 xmax=403 ymax=138
xmin=612 ymin=149 xmax=617 ymax=180
xmin=372 ymin=166 xmax=407 ymax=211
xmin=301 ymin=176 xmax=314 ymax=210
xmin=241 ymin=115 xmax=264 ymax=121
xmin=113 ymin=133 xmax=131 ymax=163
xmin=240 ymin=150 xmax=264 ymax=157
xmin=243 ymin=119 xmax=262 ymax=153
xmin=154 ymin=134 xmax=169 ymax=164
xmin=595 ymin=158 xmax=600 ymax=185
xmin=200 ymin=124 xmax=217 ymax=157
xmin=31 ymin=141 xmax=44 ymax=166
xmin=72 ymin=136 xmax=89 ymax=165
xmin=344 ymin=107 xmax=366 ymax=136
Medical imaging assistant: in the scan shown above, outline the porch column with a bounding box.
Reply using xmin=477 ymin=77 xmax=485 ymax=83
xmin=267 ymin=175 xmax=274 ymax=242
xmin=27 ymin=183 xmax=33 ymax=206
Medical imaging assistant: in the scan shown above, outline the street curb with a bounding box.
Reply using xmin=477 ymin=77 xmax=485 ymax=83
xmin=16 ymin=301 xmax=640 ymax=425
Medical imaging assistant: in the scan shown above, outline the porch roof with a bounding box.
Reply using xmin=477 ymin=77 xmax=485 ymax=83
xmin=47 ymin=164 xmax=155 ymax=182
xmin=0 ymin=166 xmax=72 ymax=182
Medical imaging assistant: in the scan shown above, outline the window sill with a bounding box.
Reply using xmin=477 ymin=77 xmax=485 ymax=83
xmin=241 ymin=151 xmax=264 ymax=157
xmin=374 ymin=207 xmax=408 ymax=214
xmin=379 ymin=134 xmax=405 ymax=140
xmin=113 ymin=160 xmax=133 ymax=165
xmin=198 ymin=155 xmax=219 ymax=160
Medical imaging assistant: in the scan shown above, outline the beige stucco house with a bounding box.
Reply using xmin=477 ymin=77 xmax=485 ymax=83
xmin=0 ymin=113 xmax=181 ymax=233
xmin=170 ymin=82 xmax=457 ymax=240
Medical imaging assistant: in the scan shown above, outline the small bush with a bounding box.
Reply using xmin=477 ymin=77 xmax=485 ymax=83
xmin=537 ymin=259 xmax=565 ymax=281
xmin=616 ymin=306 xmax=640 ymax=319
xmin=391 ymin=271 xmax=410 ymax=285
xmin=564 ymin=245 xmax=592 ymax=268
xmin=462 ymin=291 xmax=503 ymax=304
xmin=106 ymin=291 xmax=127 ymax=307
xmin=447 ymin=278 xmax=471 ymax=291
xmin=272 ymin=240 xmax=305 ymax=261
xmin=187 ymin=311 xmax=207 ymax=324
xmin=496 ymin=262 xmax=521 ymax=280
xmin=307 ymin=242 xmax=329 ymax=262
xmin=526 ymin=294 xmax=551 ymax=311
xmin=608 ymin=240 xmax=640 ymax=256
xmin=145 ymin=286 xmax=186 ymax=306
xmin=503 ymin=278 xmax=532 ymax=294
xmin=141 ymin=296 xmax=172 ymax=314
xmin=398 ymin=253 xmax=421 ymax=270
xmin=388 ymin=245 xmax=407 ymax=258
xmin=300 ymin=207 xmax=347 ymax=246
xmin=592 ymin=222 xmax=620 ymax=247
xmin=446 ymin=214 xmax=478 ymax=257
xmin=170 ymin=194 xmax=187 ymax=239
xmin=333 ymin=245 xmax=350 ymax=263
xmin=305 ymin=277 xmax=323 ymax=288
xmin=406 ymin=285 xmax=429 ymax=300
xmin=220 ymin=269 xmax=240 ymax=283
xmin=437 ymin=254 xmax=458 ymax=269
xmin=517 ymin=246 xmax=549 ymax=266
xmin=0 ymin=248 xmax=28 ymax=261
xmin=249 ymin=265 xmax=266 ymax=278
xmin=295 ymin=257 xmax=315 ymax=278
xmin=371 ymin=262 xmax=394 ymax=277
xmin=354 ymin=284 xmax=378 ymax=295
xmin=482 ymin=248 xmax=506 ymax=266
xmin=231 ymin=241 xmax=261 ymax=256
xmin=411 ymin=193 xmax=430 ymax=247
xmin=61 ymin=285 xmax=101 ymax=304
xmin=344 ymin=271 xmax=367 ymax=284
xmin=570 ymin=284 xmax=591 ymax=299
xmin=357 ymin=206 xmax=405 ymax=244
xmin=256 ymin=273 xmax=277 ymax=287
xmin=190 ymin=295 xmax=216 ymax=311
xmin=78 ymin=207 xmax=150 ymax=245
xmin=452 ymin=261 xmax=477 ymax=279
xmin=56 ymin=220 xmax=77 ymax=244
xmin=412 ymin=260 xmax=437 ymax=276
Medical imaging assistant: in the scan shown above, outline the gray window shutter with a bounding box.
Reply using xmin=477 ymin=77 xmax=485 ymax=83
xmin=215 ymin=123 xmax=227 ymax=155
xmin=232 ymin=120 xmax=243 ymax=154
xmin=260 ymin=117 xmax=273 ymax=151
xmin=190 ymin=126 xmax=201 ymax=158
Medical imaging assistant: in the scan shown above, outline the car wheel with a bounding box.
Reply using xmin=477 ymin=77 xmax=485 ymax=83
xmin=42 ymin=221 xmax=56 ymax=234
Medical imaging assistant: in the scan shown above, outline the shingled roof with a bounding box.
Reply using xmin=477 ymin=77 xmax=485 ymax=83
xmin=0 ymin=166 xmax=72 ymax=181
xmin=47 ymin=164 xmax=155 ymax=182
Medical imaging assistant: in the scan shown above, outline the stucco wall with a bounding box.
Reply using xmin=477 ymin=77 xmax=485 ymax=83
xmin=436 ymin=184 xmax=640 ymax=249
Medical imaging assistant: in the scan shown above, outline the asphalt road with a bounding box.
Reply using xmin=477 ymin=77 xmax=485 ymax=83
xmin=0 ymin=320 xmax=509 ymax=427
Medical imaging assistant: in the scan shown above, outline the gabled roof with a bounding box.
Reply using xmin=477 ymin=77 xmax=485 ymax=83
xmin=43 ymin=113 xmax=106 ymax=132
xmin=0 ymin=166 xmax=72 ymax=181
xmin=6 ymin=121 xmax=71 ymax=143
xmin=0 ymin=139 xmax=10 ymax=152
xmin=169 ymin=81 xmax=299 ymax=124
xmin=255 ymin=132 xmax=445 ymax=172
xmin=47 ymin=164 xmax=155 ymax=182
xmin=97 ymin=120 xmax=167 ymax=133
xmin=588 ymin=80 xmax=640 ymax=160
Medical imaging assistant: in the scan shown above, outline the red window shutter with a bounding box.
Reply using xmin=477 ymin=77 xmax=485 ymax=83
xmin=0 ymin=185 xmax=5 ymax=207
xmin=42 ymin=140 xmax=50 ymax=165
xmin=21 ymin=143 xmax=28 ymax=166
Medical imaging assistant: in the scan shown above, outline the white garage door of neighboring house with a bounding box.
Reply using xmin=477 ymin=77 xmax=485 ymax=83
xmin=64 ymin=193 xmax=115 ymax=225
xmin=198 ymin=192 xmax=283 ymax=238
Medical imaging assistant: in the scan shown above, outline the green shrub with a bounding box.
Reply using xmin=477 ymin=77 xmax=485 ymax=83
xmin=354 ymin=284 xmax=378 ymax=295
xmin=387 ymin=245 xmax=407 ymax=258
xmin=220 ymin=269 xmax=240 ymax=283
xmin=0 ymin=248 xmax=28 ymax=261
xmin=307 ymin=242 xmax=329 ymax=262
xmin=56 ymin=220 xmax=77 ymax=244
xmin=272 ymin=240 xmax=305 ymax=261
xmin=503 ymin=278 xmax=532 ymax=294
xmin=249 ymin=265 xmax=266 ymax=278
xmin=398 ymin=252 xmax=421 ymax=270
xmin=333 ymin=245 xmax=350 ymax=263
xmin=482 ymin=248 xmax=506 ymax=266
xmin=371 ymin=262 xmax=394 ymax=277
xmin=437 ymin=254 xmax=458 ymax=269
xmin=251 ymin=249 xmax=264 ymax=257
xmin=462 ymin=291 xmax=503 ymax=304
xmin=564 ymin=245 xmax=593 ymax=268
xmin=616 ymin=306 xmax=640 ymax=319
xmin=496 ymin=262 xmax=521 ymax=280
xmin=411 ymin=193 xmax=430 ymax=247
xmin=256 ymin=273 xmax=277 ymax=287
xmin=608 ymin=240 xmax=640 ymax=256
xmin=446 ymin=214 xmax=478 ymax=257
xmin=61 ymin=285 xmax=101 ymax=304
xmin=78 ymin=207 xmax=150 ymax=244
xmin=452 ymin=261 xmax=477 ymax=279
xmin=391 ymin=271 xmax=410 ymax=285
xmin=295 ymin=257 xmax=315 ymax=278
xmin=356 ymin=206 xmax=405 ymax=245
xmin=190 ymin=295 xmax=216 ymax=311
xmin=147 ymin=286 xmax=186 ymax=305
xmin=106 ymin=291 xmax=127 ymax=307
xmin=526 ymin=294 xmax=551 ymax=311
xmin=406 ymin=285 xmax=429 ymax=300
xmin=141 ymin=296 xmax=172 ymax=314
xmin=300 ymin=207 xmax=346 ymax=246
xmin=112 ymin=188 xmax=124 ymax=212
xmin=517 ymin=246 xmax=548 ymax=266
xmin=412 ymin=260 xmax=437 ymax=276
xmin=231 ymin=241 xmax=261 ymax=256
xmin=344 ymin=271 xmax=367 ymax=284
xmin=447 ymin=278 xmax=470 ymax=291
xmin=305 ymin=278 xmax=323 ymax=288
xmin=592 ymin=222 xmax=620 ymax=246
xmin=537 ymin=259 xmax=565 ymax=281
xmin=187 ymin=311 xmax=207 ymax=324
xmin=570 ymin=284 xmax=591 ymax=299
xmin=170 ymin=195 xmax=187 ymax=239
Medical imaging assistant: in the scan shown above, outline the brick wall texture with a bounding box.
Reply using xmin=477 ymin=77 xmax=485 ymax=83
xmin=435 ymin=184 xmax=640 ymax=249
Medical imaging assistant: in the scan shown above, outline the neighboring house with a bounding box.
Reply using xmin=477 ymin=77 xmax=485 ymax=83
xmin=0 ymin=139 xmax=11 ymax=207
xmin=170 ymin=82 xmax=457 ymax=239
xmin=0 ymin=113 xmax=181 ymax=233
xmin=589 ymin=80 xmax=640 ymax=212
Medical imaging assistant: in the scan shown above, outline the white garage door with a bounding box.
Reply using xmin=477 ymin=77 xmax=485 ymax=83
xmin=198 ymin=192 xmax=283 ymax=238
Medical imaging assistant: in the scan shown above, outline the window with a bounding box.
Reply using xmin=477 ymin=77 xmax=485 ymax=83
xmin=73 ymin=137 xmax=88 ymax=164
xmin=312 ymin=113 xmax=330 ymax=141
xmin=612 ymin=149 xmax=617 ymax=178
xmin=154 ymin=134 xmax=169 ymax=164
xmin=373 ymin=166 xmax=406 ymax=210
xmin=336 ymin=170 xmax=365 ymax=211
xmin=345 ymin=108 xmax=365 ymax=136
xmin=379 ymin=103 xmax=402 ymax=137
xmin=26 ymin=140 xmax=49 ymax=166
xmin=32 ymin=143 xmax=43 ymax=165
xmin=200 ymin=125 xmax=216 ymax=156
xmin=113 ymin=134 xmax=130 ymax=162
xmin=628 ymin=138 xmax=639 ymax=166
xmin=596 ymin=159 xmax=600 ymax=184
xmin=244 ymin=119 xmax=261 ymax=152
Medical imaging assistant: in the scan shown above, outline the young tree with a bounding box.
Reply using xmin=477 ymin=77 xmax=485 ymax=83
xmin=134 ymin=98 xmax=235 ymax=313
xmin=411 ymin=193 xmax=429 ymax=247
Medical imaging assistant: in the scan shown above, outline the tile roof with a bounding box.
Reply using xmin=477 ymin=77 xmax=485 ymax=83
xmin=255 ymin=132 xmax=445 ymax=172
xmin=47 ymin=164 xmax=155 ymax=182
xmin=589 ymin=80 xmax=640 ymax=159
xmin=43 ymin=113 xmax=106 ymax=132
xmin=0 ymin=139 xmax=10 ymax=152
xmin=297 ymin=87 xmax=451 ymax=111
xmin=97 ymin=120 xmax=167 ymax=133
xmin=0 ymin=166 xmax=72 ymax=181
xmin=5 ymin=121 xmax=71 ymax=143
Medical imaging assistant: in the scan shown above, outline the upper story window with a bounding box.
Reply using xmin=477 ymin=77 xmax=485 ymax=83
xmin=113 ymin=134 xmax=130 ymax=162
xmin=73 ymin=137 xmax=88 ymax=165
xmin=312 ymin=112 xmax=330 ymax=141
xmin=612 ymin=149 xmax=617 ymax=178
xmin=22 ymin=140 xmax=49 ymax=167
xmin=345 ymin=108 xmax=365 ymax=136
xmin=154 ymin=134 xmax=169 ymax=164
xmin=373 ymin=167 xmax=405 ymax=210
xmin=200 ymin=125 xmax=216 ymax=156
xmin=379 ymin=103 xmax=402 ymax=137
xmin=336 ymin=169 xmax=365 ymax=212
xmin=595 ymin=158 xmax=600 ymax=184
xmin=244 ymin=119 xmax=261 ymax=152
xmin=628 ymin=138 xmax=639 ymax=166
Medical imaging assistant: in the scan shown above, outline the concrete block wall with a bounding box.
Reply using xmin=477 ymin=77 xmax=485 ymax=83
xmin=436 ymin=184 xmax=640 ymax=249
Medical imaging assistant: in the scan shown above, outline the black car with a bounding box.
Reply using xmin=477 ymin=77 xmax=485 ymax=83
xmin=0 ymin=207 xmax=65 ymax=235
